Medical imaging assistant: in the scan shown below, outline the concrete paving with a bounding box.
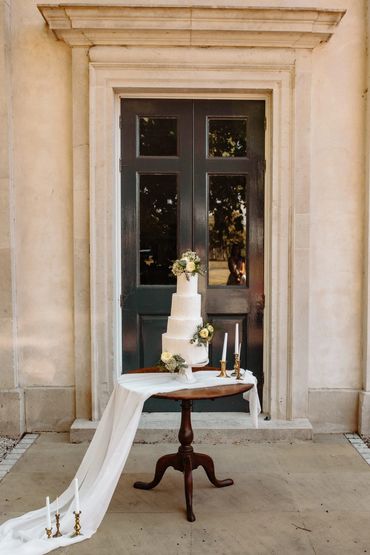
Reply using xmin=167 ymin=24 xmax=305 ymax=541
xmin=0 ymin=433 xmax=370 ymax=554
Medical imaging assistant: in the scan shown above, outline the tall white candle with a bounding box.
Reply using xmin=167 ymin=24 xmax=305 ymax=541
xmin=74 ymin=478 xmax=80 ymax=513
xmin=56 ymin=496 xmax=59 ymax=515
xmin=46 ymin=496 xmax=51 ymax=529
xmin=234 ymin=323 xmax=239 ymax=354
xmin=221 ymin=332 xmax=228 ymax=361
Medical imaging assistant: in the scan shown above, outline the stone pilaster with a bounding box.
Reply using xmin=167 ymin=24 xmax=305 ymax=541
xmin=358 ymin=3 xmax=370 ymax=434
xmin=0 ymin=0 xmax=23 ymax=437
xmin=72 ymin=46 xmax=92 ymax=420
xmin=360 ymin=2 xmax=370 ymax=435
xmin=290 ymin=50 xmax=312 ymax=419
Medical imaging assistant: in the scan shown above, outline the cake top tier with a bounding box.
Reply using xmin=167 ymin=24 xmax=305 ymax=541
xmin=176 ymin=272 xmax=198 ymax=296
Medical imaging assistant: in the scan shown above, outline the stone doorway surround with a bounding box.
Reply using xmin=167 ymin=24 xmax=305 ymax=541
xmin=38 ymin=3 xmax=346 ymax=440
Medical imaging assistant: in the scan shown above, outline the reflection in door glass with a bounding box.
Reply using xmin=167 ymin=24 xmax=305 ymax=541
xmin=139 ymin=174 xmax=177 ymax=285
xmin=208 ymin=175 xmax=248 ymax=286
xmin=139 ymin=117 xmax=177 ymax=156
xmin=208 ymin=118 xmax=247 ymax=158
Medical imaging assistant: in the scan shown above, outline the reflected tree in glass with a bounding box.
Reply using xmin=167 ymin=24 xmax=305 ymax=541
xmin=139 ymin=117 xmax=177 ymax=156
xmin=208 ymin=118 xmax=247 ymax=158
xmin=140 ymin=174 xmax=177 ymax=285
xmin=208 ymin=175 xmax=247 ymax=286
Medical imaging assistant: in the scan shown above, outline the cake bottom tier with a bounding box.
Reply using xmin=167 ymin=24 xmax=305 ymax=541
xmin=162 ymin=334 xmax=208 ymax=366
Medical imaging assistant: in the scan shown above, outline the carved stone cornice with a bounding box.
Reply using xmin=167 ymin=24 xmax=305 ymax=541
xmin=37 ymin=3 xmax=345 ymax=49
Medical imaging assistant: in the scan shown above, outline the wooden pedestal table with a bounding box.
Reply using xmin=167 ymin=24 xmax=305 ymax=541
xmin=129 ymin=368 xmax=254 ymax=522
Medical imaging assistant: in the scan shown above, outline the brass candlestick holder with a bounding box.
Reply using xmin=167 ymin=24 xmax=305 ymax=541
xmin=233 ymin=352 xmax=242 ymax=380
xmin=53 ymin=513 xmax=62 ymax=537
xmin=217 ymin=360 xmax=230 ymax=378
xmin=45 ymin=527 xmax=52 ymax=539
xmin=72 ymin=511 xmax=82 ymax=537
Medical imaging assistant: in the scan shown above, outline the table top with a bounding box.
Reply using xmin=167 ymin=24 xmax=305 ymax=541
xmin=127 ymin=367 xmax=254 ymax=401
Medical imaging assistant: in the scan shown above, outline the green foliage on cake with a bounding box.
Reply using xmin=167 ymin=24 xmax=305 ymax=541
xmin=171 ymin=250 xmax=205 ymax=281
xmin=158 ymin=351 xmax=187 ymax=373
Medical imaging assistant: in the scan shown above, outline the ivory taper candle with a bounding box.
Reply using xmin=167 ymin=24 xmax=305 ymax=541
xmin=46 ymin=496 xmax=51 ymax=529
xmin=74 ymin=478 xmax=80 ymax=512
xmin=234 ymin=323 xmax=239 ymax=354
xmin=221 ymin=332 xmax=228 ymax=361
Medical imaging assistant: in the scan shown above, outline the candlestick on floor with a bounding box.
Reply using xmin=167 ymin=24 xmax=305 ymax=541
xmin=45 ymin=495 xmax=52 ymax=534
xmin=45 ymin=527 xmax=52 ymax=539
xmin=72 ymin=511 xmax=82 ymax=537
xmin=53 ymin=513 xmax=62 ymax=537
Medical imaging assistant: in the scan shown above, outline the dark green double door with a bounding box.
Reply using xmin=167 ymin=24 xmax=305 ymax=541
xmin=121 ymin=99 xmax=265 ymax=410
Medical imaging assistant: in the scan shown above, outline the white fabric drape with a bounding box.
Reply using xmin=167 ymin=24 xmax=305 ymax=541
xmin=0 ymin=370 xmax=260 ymax=554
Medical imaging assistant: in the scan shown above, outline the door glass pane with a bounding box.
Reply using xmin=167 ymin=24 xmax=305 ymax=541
xmin=208 ymin=118 xmax=247 ymax=158
xmin=139 ymin=117 xmax=177 ymax=156
xmin=139 ymin=174 xmax=177 ymax=285
xmin=208 ymin=174 xmax=248 ymax=286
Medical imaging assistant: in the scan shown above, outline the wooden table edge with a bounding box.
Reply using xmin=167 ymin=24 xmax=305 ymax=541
xmin=127 ymin=366 xmax=254 ymax=400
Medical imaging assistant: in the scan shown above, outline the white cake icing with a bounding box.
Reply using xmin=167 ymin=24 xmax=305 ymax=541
xmin=162 ymin=336 xmax=208 ymax=365
xmin=162 ymin=273 xmax=208 ymax=366
xmin=176 ymin=273 xmax=198 ymax=295
xmin=167 ymin=316 xmax=203 ymax=338
xmin=171 ymin=295 xmax=201 ymax=319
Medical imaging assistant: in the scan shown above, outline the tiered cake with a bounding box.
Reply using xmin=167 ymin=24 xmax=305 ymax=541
xmin=162 ymin=273 xmax=208 ymax=366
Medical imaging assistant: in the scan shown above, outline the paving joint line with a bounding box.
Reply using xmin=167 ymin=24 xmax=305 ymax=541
xmin=0 ymin=434 xmax=39 ymax=480
xmin=344 ymin=433 xmax=370 ymax=465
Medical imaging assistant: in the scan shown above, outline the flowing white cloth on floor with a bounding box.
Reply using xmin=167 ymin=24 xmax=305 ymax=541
xmin=0 ymin=370 xmax=260 ymax=554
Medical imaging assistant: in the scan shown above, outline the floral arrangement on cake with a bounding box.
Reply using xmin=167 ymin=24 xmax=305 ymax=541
xmin=158 ymin=351 xmax=187 ymax=373
xmin=171 ymin=250 xmax=205 ymax=281
xmin=190 ymin=322 xmax=215 ymax=346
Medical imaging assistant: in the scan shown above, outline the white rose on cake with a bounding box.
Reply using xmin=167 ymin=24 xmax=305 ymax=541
xmin=171 ymin=261 xmax=183 ymax=275
xmin=190 ymin=321 xmax=214 ymax=346
xmin=186 ymin=261 xmax=196 ymax=272
xmin=161 ymin=351 xmax=173 ymax=363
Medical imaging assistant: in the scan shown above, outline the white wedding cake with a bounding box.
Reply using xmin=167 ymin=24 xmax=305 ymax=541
xmin=162 ymin=273 xmax=209 ymax=366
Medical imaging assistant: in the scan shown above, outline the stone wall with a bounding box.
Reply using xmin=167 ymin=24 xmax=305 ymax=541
xmin=0 ymin=0 xmax=367 ymax=434
xmin=309 ymin=0 xmax=366 ymax=430
xmin=0 ymin=0 xmax=75 ymax=434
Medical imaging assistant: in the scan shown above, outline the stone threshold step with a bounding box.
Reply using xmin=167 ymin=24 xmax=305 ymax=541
xmin=70 ymin=414 xmax=313 ymax=443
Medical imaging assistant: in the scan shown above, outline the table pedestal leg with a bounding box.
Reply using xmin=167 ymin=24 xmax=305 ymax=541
xmin=133 ymin=452 xmax=179 ymax=490
xmin=133 ymin=399 xmax=233 ymax=522
xmin=192 ymin=452 xmax=234 ymax=488
xmin=183 ymin=455 xmax=195 ymax=522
